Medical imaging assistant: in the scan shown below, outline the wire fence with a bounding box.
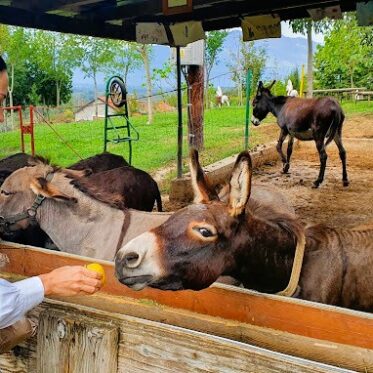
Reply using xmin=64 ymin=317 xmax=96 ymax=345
xmin=0 ymin=67 xmax=255 ymax=168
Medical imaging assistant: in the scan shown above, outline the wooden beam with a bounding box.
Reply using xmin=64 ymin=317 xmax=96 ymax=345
xmin=1 ymin=244 xmax=372 ymax=351
xmin=80 ymin=0 xmax=160 ymax=21
xmin=126 ymin=0 xmax=343 ymax=23
xmin=0 ymin=5 xmax=134 ymax=41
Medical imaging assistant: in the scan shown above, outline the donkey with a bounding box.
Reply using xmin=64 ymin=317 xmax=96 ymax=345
xmin=72 ymin=166 xmax=163 ymax=212
xmin=252 ymin=81 xmax=348 ymax=188
xmin=68 ymin=152 xmax=129 ymax=172
xmin=0 ymin=156 xmax=296 ymax=259
xmin=115 ymin=150 xmax=373 ymax=311
xmin=0 ymin=161 xmax=170 ymax=260
xmin=0 ymin=152 xmax=131 ymax=248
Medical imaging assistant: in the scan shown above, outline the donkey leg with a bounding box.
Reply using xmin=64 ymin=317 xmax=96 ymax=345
xmin=276 ymin=129 xmax=288 ymax=173
xmin=313 ymin=138 xmax=328 ymax=188
xmin=334 ymin=132 xmax=349 ymax=186
xmin=283 ymin=136 xmax=294 ymax=173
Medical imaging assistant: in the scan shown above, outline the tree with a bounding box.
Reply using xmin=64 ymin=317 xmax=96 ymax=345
xmin=290 ymin=19 xmax=330 ymax=97
xmin=106 ymin=41 xmax=142 ymax=87
xmin=30 ymin=30 xmax=78 ymax=106
xmin=0 ymin=26 xmax=30 ymax=126
xmin=314 ymin=15 xmax=372 ymax=90
xmin=137 ymin=44 xmax=153 ymax=124
xmin=227 ymin=38 xmax=266 ymax=105
xmin=204 ymin=30 xmax=228 ymax=107
xmin=152 ymin=59 xmax=175 ymax=99
xmin=79 ymin=36 xmax=116 ymax=117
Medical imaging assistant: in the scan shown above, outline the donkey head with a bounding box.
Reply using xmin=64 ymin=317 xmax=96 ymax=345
xmin=0 ymin=162 xmax=85 ymax=232
xmin=115 ymin=149 xmax=253 ymax=291
xmin=252 ymin=80 xmax=276 ymax=126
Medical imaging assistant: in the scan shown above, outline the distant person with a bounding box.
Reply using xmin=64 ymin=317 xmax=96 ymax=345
xmin=286 ymin=79 xmax=299 ymax=97
xmin=0 ymin=55 xmax=8 ymax=123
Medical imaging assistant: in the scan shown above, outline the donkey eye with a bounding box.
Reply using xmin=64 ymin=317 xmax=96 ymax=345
xmin=1 ymin=190 xmax=12 ymax=196
xmin=197 ymin=227 xmax=214 ymax=238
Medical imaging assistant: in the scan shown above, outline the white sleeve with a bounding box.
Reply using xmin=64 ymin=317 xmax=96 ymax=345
xmin=0 ymin=277 xmax=45 ymax=329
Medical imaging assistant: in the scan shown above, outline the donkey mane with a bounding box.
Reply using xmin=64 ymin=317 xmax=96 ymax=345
xmin=27 ymin=155 xmax=62 ymax=174
xmin=248 ymin=198 xmax=304 ymax=254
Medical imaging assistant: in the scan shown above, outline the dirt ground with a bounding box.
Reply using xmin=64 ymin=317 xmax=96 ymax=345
xmin=165 ymin=113 xmax=373 ymax=229
xmin=252 ymin=113 xmax=373 ymax=228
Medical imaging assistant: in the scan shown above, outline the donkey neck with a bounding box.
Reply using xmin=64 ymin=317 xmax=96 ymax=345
xmin=267 ymin=95 xmax=288 ymax=118
xmin=230 ymin=213 xmax=299 ymax=293
xmin=35 ymin=176 xmax=171 ymax=261
xmin=37 ymin=193 xmax=125 ymax=261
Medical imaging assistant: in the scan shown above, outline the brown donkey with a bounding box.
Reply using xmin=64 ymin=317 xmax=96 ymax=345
xmin=116 ymin=150 xmax=373 ymax=311
xmin=252 ymin=81 xmax=348 ymax=188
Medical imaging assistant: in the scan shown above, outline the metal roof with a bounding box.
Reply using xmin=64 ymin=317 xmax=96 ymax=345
xmin=0 ymin=1 xmax=361 ymax=42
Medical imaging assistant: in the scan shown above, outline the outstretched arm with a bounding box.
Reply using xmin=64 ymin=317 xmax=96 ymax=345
xmin=0 ymin=266 xmax=102 ymax=329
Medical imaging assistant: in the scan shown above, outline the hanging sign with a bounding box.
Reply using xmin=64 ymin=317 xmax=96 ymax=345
xmin=170 ymin=21 xmax=204 ymax=47
xmin=163 ymin=0 xmax=192 ymax=16
xmin=307 ymin=6 xmax=342 ymax=21
xmin=241 ymin=15 xmax=281 ymax=41
xmin=136 ymin=23 xmax=168 ymax=45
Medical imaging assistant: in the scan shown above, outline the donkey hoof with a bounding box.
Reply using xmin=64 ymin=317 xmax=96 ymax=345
xmin=282 ymin=164 xmax=290 ymax=174
xmin=312 ymin=181 xmax=320 ymax=189
xmin=343 ymin=180 xmax=349 ymax=187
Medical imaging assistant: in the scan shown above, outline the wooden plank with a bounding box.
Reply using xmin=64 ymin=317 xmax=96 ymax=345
xmin=1 ymin=271 xmax=371 ymax=372
xmin=117 ymin=317 xmax=353 ymax=373
xmin=1 ymin=244 xmax=372 ymax=352
xmin=53 ymin=295 xmax=373 ymax=372
xmin=5 ymin=300 xmax=355 ymax=373
xmin=69 ymin=319 xmax=118 ymax=373
xmin=37 ymin=312 xmax=71 ymax=373
xmin=37 ymin=310 xmax=118 ymax=373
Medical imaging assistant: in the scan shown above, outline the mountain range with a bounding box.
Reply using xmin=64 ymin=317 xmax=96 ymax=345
xmin=72 ymin=30 xmax=320 ymax=101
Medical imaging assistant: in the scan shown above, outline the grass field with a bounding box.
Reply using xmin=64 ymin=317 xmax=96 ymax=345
xmin=1 ymin=101 xmax=372 ymax=178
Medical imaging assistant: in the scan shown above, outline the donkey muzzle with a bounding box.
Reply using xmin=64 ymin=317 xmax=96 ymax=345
xmin=251 ymin=116 xmax=261 ymax=126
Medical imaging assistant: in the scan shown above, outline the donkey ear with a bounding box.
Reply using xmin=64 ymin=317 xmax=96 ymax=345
xmin=267 ymin=80 xmax=276 ymax=90
xmin=256 ymin=81 xmax=264 ymax=96
xmin=228 ymin=151 xmax=253 ymax=217
xmin=30 ymin=177 xmax=77 ymax=203
xmin=189 ymin=149 xmax=219 ymax=203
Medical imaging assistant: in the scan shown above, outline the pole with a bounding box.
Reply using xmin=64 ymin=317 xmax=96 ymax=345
xmin=30 ymin=105 xmax=35 ymax=156
xmin=186 ymin=65 xmax=204 ymax=150
xmin=244 ymin=69 xmax=253 ymax=150
xmin=300 ymin=64 xmax=305 ymax=98
xmin=176 ymin=46 xmax=183 ymax=178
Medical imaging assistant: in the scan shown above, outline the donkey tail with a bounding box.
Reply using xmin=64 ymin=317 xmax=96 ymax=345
xmin=155 ymin=186 xmax=163 ymax=212
xmin=324 ymin=109 xmax=342 ymax=147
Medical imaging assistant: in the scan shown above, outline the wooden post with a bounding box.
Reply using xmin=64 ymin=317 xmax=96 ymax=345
xmin=186 ymin=65 xmax=204 ymax=150
xmin=37 ymin=310 xmax=118 ymax=373
xmin=176 ymin=46 xmax=183 ymax=178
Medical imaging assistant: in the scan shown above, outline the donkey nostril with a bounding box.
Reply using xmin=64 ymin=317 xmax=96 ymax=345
xmin=124 ymin=252 xmax=140 ymax=268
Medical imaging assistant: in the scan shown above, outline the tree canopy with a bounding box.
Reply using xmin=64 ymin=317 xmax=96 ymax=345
xmin=314 ymin=15 xmax=373 ymax=89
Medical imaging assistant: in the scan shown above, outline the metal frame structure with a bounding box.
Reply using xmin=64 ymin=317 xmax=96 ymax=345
xmin=103 ymin=76 xmax=139 ymax=165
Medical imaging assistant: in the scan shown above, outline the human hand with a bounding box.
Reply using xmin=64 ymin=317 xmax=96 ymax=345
xmin=39 ymin=266 xmax=102 ymax=296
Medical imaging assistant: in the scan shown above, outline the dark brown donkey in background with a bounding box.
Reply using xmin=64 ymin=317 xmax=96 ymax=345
xmin=115 ymin=150 xmax=373 ymax=312
xmin=252 ymin=81 xmax=348 ymax=188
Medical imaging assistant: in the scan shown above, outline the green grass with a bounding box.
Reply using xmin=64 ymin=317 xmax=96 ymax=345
xmin=340 ymin=100 xmax=373 ymax=115
xmin=1 ymin=102 xmax=371 ymax=179
xmin=0 ymin=106 xmax=261 ymax=173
